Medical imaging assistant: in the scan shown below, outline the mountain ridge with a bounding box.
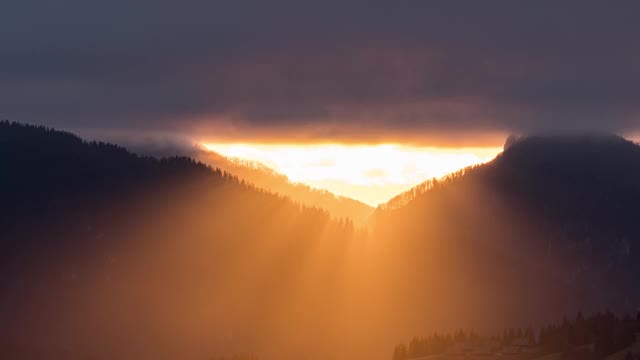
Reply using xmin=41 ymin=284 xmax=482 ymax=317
xmin=117 ymin=135 xmax=374 ymax=225
xmin=3 ymin=122 xmax=640 ymax=360
xmin=370 ymin=133 xmax=640 ymax=328
xmin=197 ymin=149 xmax=375 ymax=225
xmin=0 ymin=120 xmax=365 ymax=360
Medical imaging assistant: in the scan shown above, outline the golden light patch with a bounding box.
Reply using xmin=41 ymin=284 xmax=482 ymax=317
xmin=202 ymin=143 xmax=502 ymax=206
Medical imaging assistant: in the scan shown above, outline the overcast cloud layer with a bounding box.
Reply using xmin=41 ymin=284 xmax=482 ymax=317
xmin=2 ymin=1 xmax=640 ymax=144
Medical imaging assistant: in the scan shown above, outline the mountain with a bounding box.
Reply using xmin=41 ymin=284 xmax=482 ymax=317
xmin=196 ymin=150 xmax=374 ymax=225
xmin=0 ymin=121 xmax=369 ymax=360
xmin=369 ymin=134 xmax=640 ymax=339
xmin=124 ymin=139 xmax=374 ymax=225
xmin=3 ymin=122 xmax=640 ymax=360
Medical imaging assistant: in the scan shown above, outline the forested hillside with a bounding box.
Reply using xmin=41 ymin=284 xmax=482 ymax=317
xmin=3 ymin=123 xmax=640 ymax=360
xmin=369 ymin=134 xmax=640 ymax=349
xmin=196 ymin=150 xmax=374 ymax=225
xmin=0 ymin=121 xmax=368 ymax=360
xmin=123 ymin=137 xmax=374 ymax=225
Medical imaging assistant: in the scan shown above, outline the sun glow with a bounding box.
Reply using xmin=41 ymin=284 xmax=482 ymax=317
xmin=202 ymin=143 xmax=502 ymax=206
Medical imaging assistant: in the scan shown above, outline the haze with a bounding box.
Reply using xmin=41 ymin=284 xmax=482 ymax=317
xmin=203 ymin=143 xmax=501 ymax=205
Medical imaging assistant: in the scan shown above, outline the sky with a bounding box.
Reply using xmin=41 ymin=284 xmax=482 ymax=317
xmin=2 ymin=1 xmax=640 ymax=143
xmin=3 ymin=2 xmax=640 ymax=202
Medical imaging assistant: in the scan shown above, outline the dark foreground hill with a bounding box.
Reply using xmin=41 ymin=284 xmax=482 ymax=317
xmin=370 ymin=134 xmax=640 ymax=346
xmin=0 ymin=121 xmax=369 ymax=360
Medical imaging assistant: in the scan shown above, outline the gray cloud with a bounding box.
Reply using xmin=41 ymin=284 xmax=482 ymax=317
xmin=2 ymin=1 xmax=640 ymax=143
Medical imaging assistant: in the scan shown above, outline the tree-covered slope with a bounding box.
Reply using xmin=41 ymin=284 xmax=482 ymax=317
xmin=0 ymin=121 xmax=366 ymax=360
xmin=370 ymin=134 xmax=640 ymax=340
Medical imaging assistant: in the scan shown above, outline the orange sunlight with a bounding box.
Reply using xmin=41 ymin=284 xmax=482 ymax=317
xmin=202 ymin=143 xmax=502 ymax=206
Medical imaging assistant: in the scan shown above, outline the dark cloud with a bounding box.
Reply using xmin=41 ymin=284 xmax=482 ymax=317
xmin=2 ymin=1 xmax=640 ymax=144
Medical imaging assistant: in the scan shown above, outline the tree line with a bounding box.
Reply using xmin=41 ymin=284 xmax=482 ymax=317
xmin=392 ymin=311 xmax=640 ymax=360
